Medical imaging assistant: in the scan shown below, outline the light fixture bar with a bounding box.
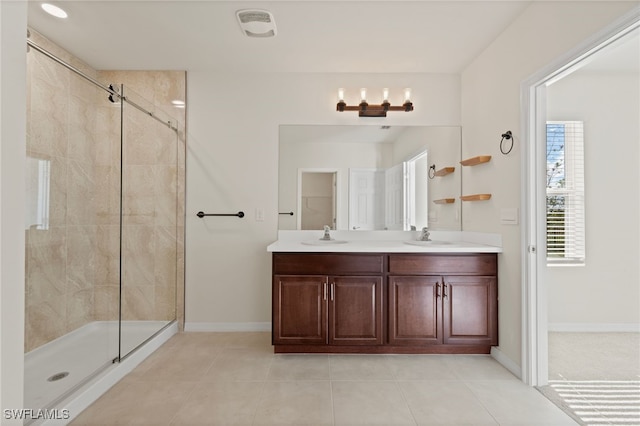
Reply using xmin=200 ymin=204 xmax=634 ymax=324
xmin=336 ymin=88 xmax=413 ymax=117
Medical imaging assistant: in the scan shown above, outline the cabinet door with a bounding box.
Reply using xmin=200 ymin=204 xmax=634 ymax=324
xmin=329 ymin=276 xmax=383 ymax=345
xmin=273 ymin=275 xmax=327 ymax=345
xmin=442 ymin=276 xmax=497 ymax=346
xmin=388 ymin=276 xmax=443 ymax=345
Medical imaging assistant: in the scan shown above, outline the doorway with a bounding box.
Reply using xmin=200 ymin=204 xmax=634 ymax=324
xmin=298 ymin=170 xmax=337 ymax=230
xmin=522 ymin=5 xmax=639 ymax=390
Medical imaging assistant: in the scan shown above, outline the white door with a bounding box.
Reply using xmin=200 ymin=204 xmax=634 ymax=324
xmin=385 ymin=162 xmax=407 ymax=230
xmin=349 ymin=169 xmax=384 ymax=230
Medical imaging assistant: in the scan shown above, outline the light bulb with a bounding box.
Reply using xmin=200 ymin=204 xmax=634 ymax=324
xmin=360 ymin=88 xmax=367 ymax=102
xmin=337 ymin=88 xmax=345 ymax=102
xmin=382 ymin=88 xmax=389 ymax=102
xmin=404 ymin=88 xmax=412 ymax=103
xmin=42 ymin=3 xmax=68 ymax=18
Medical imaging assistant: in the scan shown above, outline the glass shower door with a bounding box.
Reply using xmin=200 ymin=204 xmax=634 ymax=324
xmin=119 ymin=84 xmax=178 ymax=358
xmin=24 ymin=44 xmax=121 ymax=411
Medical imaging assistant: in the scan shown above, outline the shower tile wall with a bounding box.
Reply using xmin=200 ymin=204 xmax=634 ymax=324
xmin=25 ymin=29 xmax=186 ymax=353
xmin=26 ymin=29 xmax=101 ymax=351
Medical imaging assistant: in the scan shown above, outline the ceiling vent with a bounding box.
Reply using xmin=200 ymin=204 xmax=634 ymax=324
xmin=236 ymin=9 xmax=277 ymax=38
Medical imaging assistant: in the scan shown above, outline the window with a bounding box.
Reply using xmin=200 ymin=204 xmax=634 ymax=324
xmin=546 ymin=121 xmax=585 ymax=265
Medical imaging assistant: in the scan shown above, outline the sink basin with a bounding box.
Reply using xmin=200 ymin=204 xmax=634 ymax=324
xmin=301 ymin=239 xmax=348 ymax=246
xmin=404 ymin=240 xmax=452 ymax=246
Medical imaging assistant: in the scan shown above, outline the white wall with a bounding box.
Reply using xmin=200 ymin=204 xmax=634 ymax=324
xmin=546 ymin=70 xmax=640 ymax=329
xmin=1 ymin=0 xmax=27 ymax=421
xmin=185 ymin=72 xmax=460 ymax=328
xmin=460 ymin=1 xmax=638 ymax=370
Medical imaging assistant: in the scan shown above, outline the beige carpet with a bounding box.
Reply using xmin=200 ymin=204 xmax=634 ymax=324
xmin=538 ymin=332 xmax=640 ymax=426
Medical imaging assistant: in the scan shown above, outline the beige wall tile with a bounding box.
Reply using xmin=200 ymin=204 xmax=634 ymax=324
xmin=66 ymin=226 xmax=97 ymax=292
xmin=25 ymin=296 xmax=67 ymax=351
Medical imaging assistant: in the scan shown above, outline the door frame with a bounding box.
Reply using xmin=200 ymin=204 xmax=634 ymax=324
xmin=520 ymin=8 xmax=640 ymax=386
xmin=297 ymin=168 xmax=340 ymax=230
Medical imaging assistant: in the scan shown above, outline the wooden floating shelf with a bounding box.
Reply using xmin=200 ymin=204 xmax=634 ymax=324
xmin=460 ymin=194 xmax=492 ymax=202
xmin=434 ymin=167 xmax=455 ymax=177
xmin=433 ymin=198 xmax=456 ymax=205
xmin=460 ymin=155 xmax=492 ymax=166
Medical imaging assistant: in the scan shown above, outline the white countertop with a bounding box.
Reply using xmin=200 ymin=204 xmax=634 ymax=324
xmin=267 ymin=230 xmax=502 ymax=254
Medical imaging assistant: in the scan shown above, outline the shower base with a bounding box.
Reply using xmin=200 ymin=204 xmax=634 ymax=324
xmin=24 ymin=320 xmax=176 ymax=424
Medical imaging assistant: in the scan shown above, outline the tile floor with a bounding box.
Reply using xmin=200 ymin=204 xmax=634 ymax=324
xmin=70 ymin=332 xmax=578 ymax=426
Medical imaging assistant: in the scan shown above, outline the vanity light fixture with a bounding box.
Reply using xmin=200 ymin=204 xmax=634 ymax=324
xmin=41 ymin=3 xmax=68 ymax=19
xmin=337 ymin=88 xmax=413 ymax=117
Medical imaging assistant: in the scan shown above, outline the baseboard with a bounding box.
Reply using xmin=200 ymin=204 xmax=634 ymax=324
xmin=184 ymin=322 xmax=271 ymax=332
xmin=491 ymin=346 xmax=522 ymax=380
xmin=548 ymin=323 xmax=640 ymax=332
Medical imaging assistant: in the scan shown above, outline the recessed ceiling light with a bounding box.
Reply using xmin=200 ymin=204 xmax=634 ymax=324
xmin=42 ymin=3 xmax=68 ymax=19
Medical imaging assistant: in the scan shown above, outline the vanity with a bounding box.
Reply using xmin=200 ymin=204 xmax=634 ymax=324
xmin=268 ymin=233 xmax=501 ymax=354
xmin=273 ymin=125 xmax=499 ymax=354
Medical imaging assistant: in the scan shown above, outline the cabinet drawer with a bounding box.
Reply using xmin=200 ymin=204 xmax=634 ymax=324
xmin=273 ymin=253 xmax=384 ymax=275
xmin=388 ymin=254 xmax=496 ymax=275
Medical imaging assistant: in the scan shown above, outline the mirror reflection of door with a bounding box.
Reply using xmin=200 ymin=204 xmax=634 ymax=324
xmin=349 ymin=169 xmax=385 ymax=230
xmin=406 ymin=150 xmax=429 ymax=230
xmin=299 ymin=171 xmax=336 ymax=230
xmin=379 ymin=150 xmax=429 ymax=231
xmin=384 ymin=162 xmax=407 ymax=230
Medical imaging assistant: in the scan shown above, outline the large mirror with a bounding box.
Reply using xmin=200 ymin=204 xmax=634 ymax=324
xmin=278 ymin=125 xmax=462 ymax=231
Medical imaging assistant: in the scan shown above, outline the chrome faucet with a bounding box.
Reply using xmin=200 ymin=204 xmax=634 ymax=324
xmin=320 ymin=225 xmax=333 ymax=240
xmin=418 ymin=227 xmax=431 ymax=241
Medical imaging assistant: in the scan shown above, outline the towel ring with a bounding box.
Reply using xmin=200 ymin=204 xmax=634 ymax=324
xmin=500 ymin=130 xmax=513 ymax=155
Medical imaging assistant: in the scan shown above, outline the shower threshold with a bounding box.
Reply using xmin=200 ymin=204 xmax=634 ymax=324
xmin=24 ymin=320 xmax=176 ymax=424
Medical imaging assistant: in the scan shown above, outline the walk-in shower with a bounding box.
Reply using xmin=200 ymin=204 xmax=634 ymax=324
xmin=24 ymin=30 xmax=185 ymax=422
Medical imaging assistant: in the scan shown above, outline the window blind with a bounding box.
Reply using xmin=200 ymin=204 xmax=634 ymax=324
xmin=546 ymin=121 xmax=585 ymax=264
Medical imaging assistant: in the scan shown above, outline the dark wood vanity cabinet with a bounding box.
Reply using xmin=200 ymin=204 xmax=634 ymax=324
xmin=388 ymin=254 xmax=498 ymax=348
xmin=388 ymin=275 xmax=497 ymax=346
xmin=388 ymin=276 xmax=441 ymax=345
xmin=272 ymin=252 xmax=497 ymax=354
xmin=273 ymin=275 xmax=327 ymax=345
xmin=329 ymin=275 xmax=383 ymax=345
xmin=272 ymin=254 xmax=384 ymax=348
